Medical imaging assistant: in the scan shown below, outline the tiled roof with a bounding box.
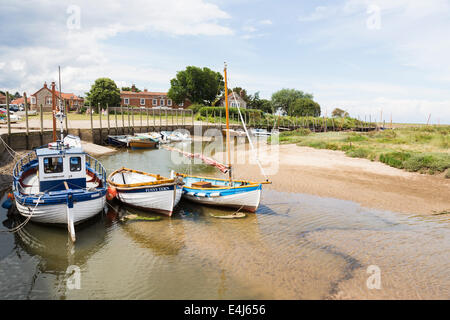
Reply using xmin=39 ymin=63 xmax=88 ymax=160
xmin=121 ymin=91 xmax=168 ymax=96
xmin=11 ymin=97 xmax=25 ymax=104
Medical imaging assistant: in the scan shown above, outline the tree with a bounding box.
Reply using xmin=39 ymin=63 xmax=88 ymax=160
xmin=121 ymin=86 xmax=141 ymax=92
xmin=86 ymin=78 xmax=121 ymax=112
xmin=271 ymin=89 xmax=313 ymax=116
xmin=168 ymin=66 xmax=224 ymax=105
xmin=291 ymin=98 xmax=321 ymax=117
xmin=248 ymin=92 xmax=274 ymax=113
xmin=332 ymin=108 xmax=349 ymax=118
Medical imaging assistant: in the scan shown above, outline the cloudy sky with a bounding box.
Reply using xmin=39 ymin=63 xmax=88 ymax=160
xmin=1 ymin=0 xmax=449 ymax=124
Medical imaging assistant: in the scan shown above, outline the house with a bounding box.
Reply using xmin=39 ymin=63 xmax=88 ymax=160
xmin=120 ymin=84 xmax=190 ymax=109
xmin=11 ymin=97 xmax=25 ymax=106
xmin=30 ymin=82 xmax=84 ymax=111
xmin=0 ymin=93 xmax=6 ymax=104
xmin=218 ymin=91 xmax=247 ymax=109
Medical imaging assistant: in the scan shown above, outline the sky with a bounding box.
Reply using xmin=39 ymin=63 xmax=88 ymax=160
xmin=1 ymin=0 xmax=450 ymax=124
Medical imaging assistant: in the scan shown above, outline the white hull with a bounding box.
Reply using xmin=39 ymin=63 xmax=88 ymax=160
xmin=117 ymin=186 xmax=183 ymax=216
xmin=183 ymin=188 xmax=261 ymax=212
xmin=15 ymin=196 xmax=106 ymax=225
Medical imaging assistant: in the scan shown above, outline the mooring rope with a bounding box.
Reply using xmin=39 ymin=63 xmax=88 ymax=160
xmin=1 ymin=194 xmax=43 ymax=233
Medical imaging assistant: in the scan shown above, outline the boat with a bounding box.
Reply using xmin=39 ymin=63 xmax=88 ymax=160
xmin=250 ymin=128 xmax=272 ymax=137
xmin=223 ymin=128 xmax=246 ymax=137
xmin=107 ymin=135 xmax=130 ymax=147
xmin=177 ymin=174 xmax=262 ymax=212
xmin=160 ymin=131 xmax=191 ymax=142
xmin=175 ymin=63 xmax=269 ymax=212
xmin=12 ymin=115 xmax=107 ymax=243
xmin=128 ymin=135 xmax=158 ymax=149
xmin=107 ymin=168 xmax=183 ymax=216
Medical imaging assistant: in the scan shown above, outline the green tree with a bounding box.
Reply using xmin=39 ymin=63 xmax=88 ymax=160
xmin=271 ymin=89 xmax=313 ymax=115
xmin=248 ymin=92 xmax=274 ymax=113
xmin=121 ymin=86 xmax=141 ymax=92
xmin=86 ymin=78 xmax=121 ymax=112
xmin=332 ymin=107 xmax=349 ymax=118
xmin=168 ymin=66 xmax=224 ymax=105
xmin=291 ymin=98 xmax=321 ymax=117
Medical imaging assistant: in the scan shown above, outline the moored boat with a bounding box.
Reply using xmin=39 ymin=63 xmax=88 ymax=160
xmin=12 ymin=135 xmax=107 ymax=242
xmin=107 ymin=168 xmax=183 ymax=216
xmin=176 ymin=174 xmax=262 ymax=212
xmin=128 ymin=136 xmax=158 ymax=149
xmin=107 ymin=135 xmax=130 ymax=147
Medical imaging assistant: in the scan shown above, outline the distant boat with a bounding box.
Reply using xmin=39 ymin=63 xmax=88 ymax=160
xmin=128 ymin=138 xmax=158 ymax=149
xmin=107 ymin=135 xmax=129 ymax=147
xmin=107 ymin=168 xmax=183 ymax=216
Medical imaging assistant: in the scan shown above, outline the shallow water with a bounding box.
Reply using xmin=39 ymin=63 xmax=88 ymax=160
xmin=0 ymin=145 xmax=449 ymax=299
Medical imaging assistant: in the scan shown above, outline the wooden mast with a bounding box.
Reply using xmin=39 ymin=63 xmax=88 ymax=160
xmin=224 ymin=63 xmax=232 ymax=182
xmin=51 ymin=81 xmax=57 ymax=142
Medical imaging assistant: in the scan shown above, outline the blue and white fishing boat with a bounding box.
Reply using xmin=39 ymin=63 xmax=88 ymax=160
xmin=12 ymin=113 xmax=107 ymax=242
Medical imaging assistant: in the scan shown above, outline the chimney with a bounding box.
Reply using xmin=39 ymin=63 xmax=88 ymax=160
xmin=43 ymin=82 xmax=47 ymax=89
xmin=144 ymin=88 xmax=148 ymax=92
xmin=131 ymin=84 xmax=136 ymax=92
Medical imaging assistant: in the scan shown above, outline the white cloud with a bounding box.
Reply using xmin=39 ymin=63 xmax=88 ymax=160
xmin=0 ymin=0 xmax=233 ymax=95
xmin=259 ymin=19 xmax=272 ymax=25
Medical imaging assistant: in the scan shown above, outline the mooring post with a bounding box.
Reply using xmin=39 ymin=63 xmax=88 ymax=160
xmin=98 ymin=103 xmax=102 ymax=143
xmin=165 ymin=110 xmax=168 ymax=131
xmin=121 ymin=105 xmax=124 ymax=134
xmin=6 ymin=91 xmax=11 ymax=137
xmin=159 ymin=109 xmax=162 ymax=129
xmin=107 ymin=103 xmax=110 ymax=134
xmin=24 ymin=93 xmax=29 ymax=136
xmin=146 ymin=107 xmax=149 ymax=130
xmin=153 ymin=108 xmax=155 ymax=129
xmin=127 ymin=106 xmax=130 ymax=133
xmin=90 ymin=102 xmax=93 ymax=138
xmin=132 ymin=106 xmax=135 ymax=128
xmin=140 ymin=107 xmax=143 ymax=129
xmin=40 ymin=104 xmax=43 ymax=134
xmin=191 ymin=109 xmax=194 ymax=125
xmin=115 ymin=105 xmax=118 ymax=133
xmin=65 ymin=103 xmax=68 ymax=132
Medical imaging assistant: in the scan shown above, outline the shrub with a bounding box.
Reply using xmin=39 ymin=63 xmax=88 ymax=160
xmin=403 ymin=153 xmax=450 ymax=173
xmin=345 ymin=147 xmax=371 ymax=159
xmin=379 ymin=152 xmax=412 ymax=169
xmin=188 ymin=103 xmax=206 ymax=114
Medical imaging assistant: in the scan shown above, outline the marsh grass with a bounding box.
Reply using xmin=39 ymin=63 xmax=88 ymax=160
xmin=277 ymin=125 xmax=450 ymax=175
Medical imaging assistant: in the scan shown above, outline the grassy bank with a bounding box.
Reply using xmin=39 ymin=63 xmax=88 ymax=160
xmin=273 ymin=126 xmax=450 ymax=177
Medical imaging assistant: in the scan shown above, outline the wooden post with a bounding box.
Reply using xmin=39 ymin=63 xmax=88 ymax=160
xmin=24 ymin=93 xmax=29 ymax=136
xmin=115 ymin=105 xmax=118 ymax=132
xmin=121 ymin=105 xmax=124 ymax=133
xmin=6 ymin=91 xmax=11 ymax=136
xmin=159 ymin=109 xmax=162 ymax=128
xmin=140 ymin=107 xmax=143 ymax=128
xmin=90 ymin=102 xmax=93 ymax=134
xmin=147 ymin=107 xmax=149 ymax=130
xmin=165 ymin=110 xmax=168 ymax=130
xmin=171 ymin=109 xmax=174 ymax=127
xmin=153 ymin=108 xmax=155 ymax=129
xmin=191 ymin=109 xmax=194 ymax=125
xmin=132 ymin=106 xmax=135 ymax=128
xmin=98 ymin=103 xmax=102 ymax=142
xmin=107 ymin=103 xmax=110 ymax=134
xmin=40 ymin=104 xmax=43 ymax=134
xmin=65 ymin=103 xmax=68 ymax=131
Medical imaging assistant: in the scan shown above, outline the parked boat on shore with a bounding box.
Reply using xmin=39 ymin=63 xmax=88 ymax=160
xmin=107 ymin=168 xmax=183 ymax=216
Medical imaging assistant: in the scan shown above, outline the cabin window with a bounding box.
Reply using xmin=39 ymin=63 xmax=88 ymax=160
xmin=70 ymin=157 xmax=82 ymax=172
xmin=43 ymin=157 xmax=63 ymax=174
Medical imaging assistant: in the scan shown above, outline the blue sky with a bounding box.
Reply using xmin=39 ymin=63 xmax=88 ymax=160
xmin=1 ymin=0 xmax=450 ymax=124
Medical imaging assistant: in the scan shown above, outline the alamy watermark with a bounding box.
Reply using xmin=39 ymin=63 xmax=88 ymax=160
xmin=66 ymin=265 xmax=81 ymax=290
xmin=67 ymin=5 xmax=81 ymax=30
xmin=366 ymin=265 xmax=381 ymax=290
xmin=366 ymin=4 xmax=381 ymax=30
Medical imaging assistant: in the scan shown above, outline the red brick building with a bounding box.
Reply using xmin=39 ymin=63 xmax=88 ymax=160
xmin=0 ymin=93 xmax=6 ymax=104
xmin=120 ymin=85 xmax=190 ymax=109
xmin=30 ymin=82 xmax=84 ymax=111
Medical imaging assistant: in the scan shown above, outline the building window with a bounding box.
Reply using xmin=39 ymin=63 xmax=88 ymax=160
xmin=152 ymin=99 xmax=157 ymax=106
xmin=46 ymin=97 xmax=52 ymax=105
xmin=160 ymin=99 xmax=164 ymax=106
xmin=167 ymin=99 xmax=172 ymax=107
xmin=124 ymin=98 xmax=129 ymax=105
xmin=31 ymin=97 xmax=36 ymax=104
xmin=179 ymin=101 xmax=184 ymax=107
xmin=70 ymin=157 xmax=82 ymax=172
xmin=43 ymin=157 xmax=63 ymax=174
xmin=140 ymin=98 xmax=145 ymax=105
xmin=231 ymin=102 xmax=240 ymax=108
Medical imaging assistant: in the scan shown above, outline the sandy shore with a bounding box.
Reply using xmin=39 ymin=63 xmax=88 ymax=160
xmin=215 ymin=143 xmax=450 ymax=215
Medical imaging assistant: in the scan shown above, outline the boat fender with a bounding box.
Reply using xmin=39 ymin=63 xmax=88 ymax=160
xmin=196 ymin=192 xmax=207 ymax=197
xmin=2 ymin=198 xmax=12 ymax=209
xmin=106 ymin=186 xmax=117 ymax=201
xmin=210 ymin=192 xmax=221 ymax=197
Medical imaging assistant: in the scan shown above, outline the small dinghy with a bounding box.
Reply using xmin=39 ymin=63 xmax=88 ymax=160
xmin=128 ymin=136 xmax=158 ymax=149
xmin=177 ymin=174 xmax=262 ymax=212
xmin=107 ymin=135 xmax=130 ymax=147
xmin=107 ymin=168 xmax=183 ymax=216
xmin=12 ymin=124 xmax=107 ymax=242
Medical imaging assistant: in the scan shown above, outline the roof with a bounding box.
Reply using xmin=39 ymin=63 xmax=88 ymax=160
xmin=11 ymin=97 xmax=25 ymax=105
xmin=36 ymin=147 xmax=85 ymax=157
xmin=120 ymin=91 xmax=168 ymax=96
xmin=32 ymin=86 xmax=83 ymax=101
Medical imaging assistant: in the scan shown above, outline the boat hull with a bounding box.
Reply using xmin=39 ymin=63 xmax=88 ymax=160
xmin=15 ymin=194 xmax=106 ymax=225
xmin=129 ymin=140 xmax=157 ymax=149
xmin=115 ymin=184 xmax=183 ymax=216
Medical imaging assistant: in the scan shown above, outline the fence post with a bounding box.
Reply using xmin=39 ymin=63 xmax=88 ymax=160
xmin=65 ymin=103 xmax=68 ymax=132
xmin=127 ymin=106 xmax=130 ymax=133
xmin=6 ymin=91 xmax=11 ymax=136
xmin=153 ymin=108 xmax=155 ymax=129
xmin=90 ymin=102 xmax=93 ymax=136
xmin=140 ymin=107 xmax=143 ymax=128
xmin=147 ymin=107 xmax=149 ymax=130
xmin=24 ymin=93 xmax=29 ymax=137
xmin=107 ymin=103 xmax=110 ymax=134
xmin=115 ymin=105 xmax=118 ymax=133
xmin=132 ymin=106 xmax=135 ymax=128
xmin=192 ymin=109 xmax=194 ymax=125
xmin=165 ymin=110 xmax=168 ymax=130
xmin=40 ymin=104 xmax=43 ymax=134
xmin=98 ymin=103 xmax=102 ymax=142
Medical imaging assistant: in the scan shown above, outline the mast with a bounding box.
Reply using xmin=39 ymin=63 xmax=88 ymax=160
xmin=58 ymin=66 xmax=64 ymax=142
xmin=224 ymin=62 xmax=232 ymax=182
xmin=51 ymin=82 xmax=57 ymax=142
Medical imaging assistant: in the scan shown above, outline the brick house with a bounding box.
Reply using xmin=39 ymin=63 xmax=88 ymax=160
xmin=120 ymin=85 xmax=190 ymax=109
xmin=0 ymin=93 xmax=6 ymax=104
xmin=30 ymin=82 xmax=84 ymax=111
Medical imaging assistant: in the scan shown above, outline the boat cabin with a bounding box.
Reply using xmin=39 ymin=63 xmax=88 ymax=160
xmin=36 ymin=147 xmax=87 ymax=192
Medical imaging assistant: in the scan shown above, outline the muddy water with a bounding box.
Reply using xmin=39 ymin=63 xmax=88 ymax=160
xmin=0 ymin=145 xmax=448 ymax=299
